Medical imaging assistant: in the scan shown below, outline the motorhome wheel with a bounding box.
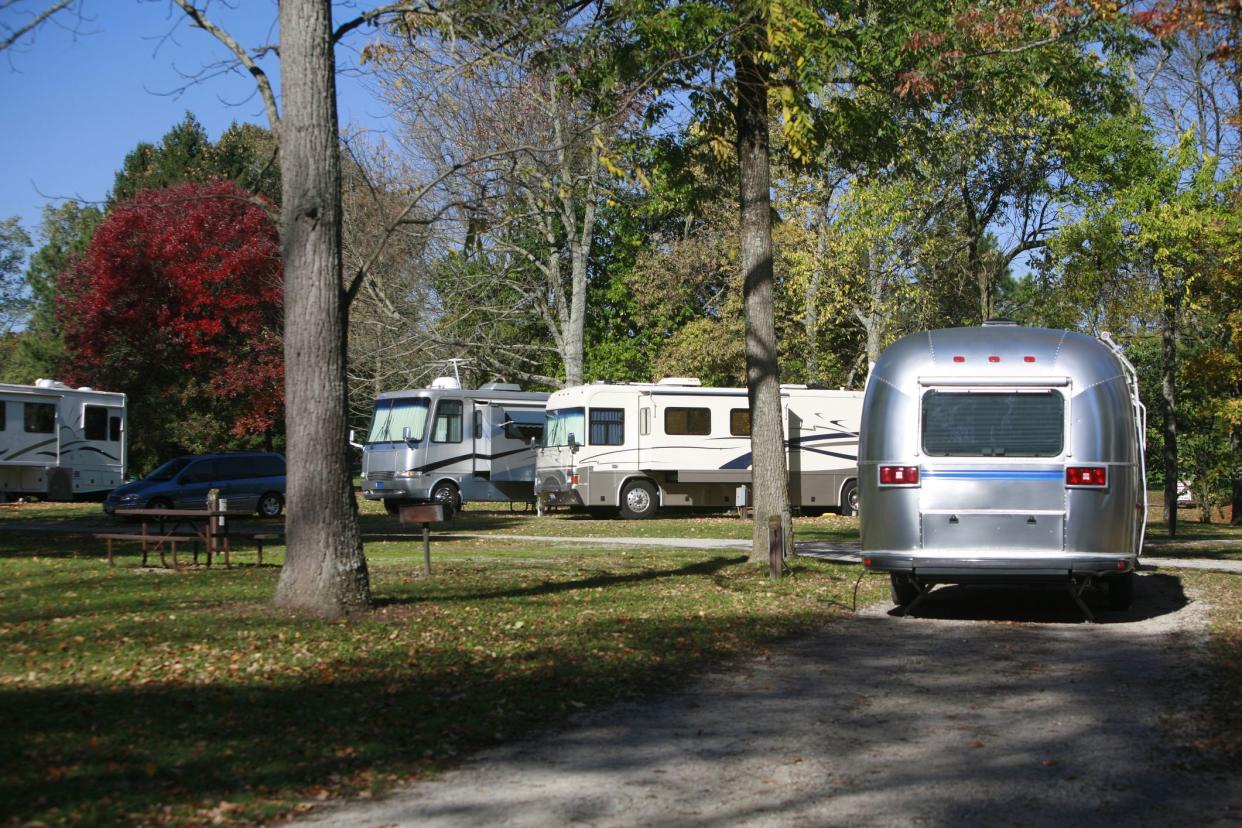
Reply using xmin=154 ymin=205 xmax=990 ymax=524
xmin=839 ymin=480 xmax=859 ymax=517
xmin=431 ymin=482 xmax=462 ymax=516
xmin=619 ymin=479 xmax=657 ymax=520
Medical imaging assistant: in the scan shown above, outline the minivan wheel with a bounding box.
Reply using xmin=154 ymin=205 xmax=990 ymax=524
xmin=147 ymin=497 xmax=172 ymax=511
xmin=257 ymin=492 xmax=284 ymax=518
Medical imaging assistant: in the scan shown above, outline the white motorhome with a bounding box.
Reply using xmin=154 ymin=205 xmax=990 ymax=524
xmin=358 ymin=379 xmax=549 ymax=514
xmin=534 ymin=379 xmax=863 ymax=519
xmin=0 ymin=379 xmax=127 ymax=501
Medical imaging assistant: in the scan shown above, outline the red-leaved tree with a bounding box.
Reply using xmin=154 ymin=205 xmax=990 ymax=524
xmin=58 ymin=180 xmax=283 ymax=468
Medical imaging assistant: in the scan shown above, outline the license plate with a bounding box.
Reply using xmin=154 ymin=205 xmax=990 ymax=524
xmin=375 ymin=481 xmax=384 ymax=489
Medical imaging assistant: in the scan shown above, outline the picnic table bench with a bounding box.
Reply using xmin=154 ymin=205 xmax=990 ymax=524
xmin=98 ymin=508 xmax=283 ymax=568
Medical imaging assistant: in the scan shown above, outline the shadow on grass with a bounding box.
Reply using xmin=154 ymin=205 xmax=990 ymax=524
xmin=374 ymin=554 xmax=749 ymax=606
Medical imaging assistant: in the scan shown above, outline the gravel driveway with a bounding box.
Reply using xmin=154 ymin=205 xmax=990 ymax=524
xmin=299 ymin=573 xmax=1240 ymax=827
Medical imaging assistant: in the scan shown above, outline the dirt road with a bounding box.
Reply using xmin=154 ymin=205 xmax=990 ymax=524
xmin=299 ymin=573 xmax=1239 ymax=827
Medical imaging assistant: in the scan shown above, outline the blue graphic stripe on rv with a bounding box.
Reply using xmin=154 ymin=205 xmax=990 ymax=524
xmin=921 ymin=469 xmax=1063 ymax=480
xmin=719 ymin=432 xmax=859 ymax=470
xmin=413 ymin=446 xmax=532 ymax=474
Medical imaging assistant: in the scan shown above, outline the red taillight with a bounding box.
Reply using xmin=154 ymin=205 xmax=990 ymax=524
xmin=988 ymin=355 xmax=1001 ymax=363
xmin=1024 ymin=355 xmax=1036 ymax=363
xmin=879 ymin=466 xmax=920 ymax=485
xmin=953 ymin=356 xmax=966 ymax=363
xmin=1066 ymin=467 xmax=1107 ymax=487
xmin=568 ymin=474 xmax=580 ymax=485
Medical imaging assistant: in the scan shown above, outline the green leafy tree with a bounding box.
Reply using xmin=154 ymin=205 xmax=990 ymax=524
xmin=0 ymin=217 xmax=32 ymax=337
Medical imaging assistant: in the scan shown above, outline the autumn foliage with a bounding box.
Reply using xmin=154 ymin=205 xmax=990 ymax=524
xmin=58 ymin=180 xmax=283 ymax=463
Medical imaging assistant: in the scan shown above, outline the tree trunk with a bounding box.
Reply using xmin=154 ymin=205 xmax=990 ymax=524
xmin=1159 ymin=275 xmax=1179 ymax=538
xmin=1231 ymin=425 xmax=1241 ymax=525
xmin=273 ymin=0 xmax=371 ymax=615
xmin=735 ymin=33 xmax=791 ymax=562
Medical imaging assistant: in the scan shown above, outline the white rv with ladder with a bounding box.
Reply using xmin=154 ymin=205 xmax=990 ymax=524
xmin=534 ymin=378 xmax=863 ymax=518
xmin=0 ymin=379 xmax=127 ymax=501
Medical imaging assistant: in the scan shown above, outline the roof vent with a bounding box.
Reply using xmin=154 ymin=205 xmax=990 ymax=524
xmin=656 ymin=377 xmax=702 ymax=386
xmin=982 ymin=318 xmax=1018 ymax=327
xmin=428 ymin=376 xmax=461 ymax=390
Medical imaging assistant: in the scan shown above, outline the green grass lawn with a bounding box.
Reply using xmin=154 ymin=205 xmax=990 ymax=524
xmin=0 ymin=513 xmax=883 ymax=826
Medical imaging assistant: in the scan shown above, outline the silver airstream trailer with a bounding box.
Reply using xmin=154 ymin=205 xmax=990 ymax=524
xmin=858 ymin=324 xmax=1147 ymax=613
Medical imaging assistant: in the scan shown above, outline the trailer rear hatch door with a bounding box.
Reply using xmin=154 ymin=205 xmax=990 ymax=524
xmin=917 ymin=387 xmax=1067 ymax=554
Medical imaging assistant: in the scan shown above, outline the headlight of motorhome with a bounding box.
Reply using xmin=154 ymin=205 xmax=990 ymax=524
xmin=395 ymin=470 xmax=422 ymax=479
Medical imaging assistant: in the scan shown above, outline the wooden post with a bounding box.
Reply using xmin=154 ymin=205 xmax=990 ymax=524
xmin=768 ymin=514 xmax=783 ymax=581
xmin=399 ymin=503 xmax=445 ymax=578
xmin=422 ymin=525 xmax=432 ymax=576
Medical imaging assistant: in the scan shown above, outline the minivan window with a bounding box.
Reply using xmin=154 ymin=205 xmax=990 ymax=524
xmin=146 ymin=457 xmax=192 ymax=481
xmin=922 ymin=390 xmax=1064 ymax=457
xmin=180 ymin=460 xmax=216 ymax=484
xmin=366 ymin=398 xmax=431 ymax=444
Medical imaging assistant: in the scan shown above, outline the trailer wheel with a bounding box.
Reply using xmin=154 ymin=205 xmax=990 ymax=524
xmin=619 ymin=479 xmax=658 ymax=520
xmin=890 ymin=573 xmax=919 ymax=605
xmin=838 ymin=480 xmax=859 ymax=517
xmin=1106 ymin=572 xmax=1134 ymax=611
xmin=431 ymin=482 xmax=461 ymax=517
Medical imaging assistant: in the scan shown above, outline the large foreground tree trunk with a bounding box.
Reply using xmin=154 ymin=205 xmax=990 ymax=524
xmin=274 ymin=0 xmax=370 ymax=614
xmin=735 ymin=35 xmax=791 ymax=562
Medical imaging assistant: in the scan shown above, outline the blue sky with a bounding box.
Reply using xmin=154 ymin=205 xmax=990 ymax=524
xmin=1 ymin=1 xmax=389 ymax=243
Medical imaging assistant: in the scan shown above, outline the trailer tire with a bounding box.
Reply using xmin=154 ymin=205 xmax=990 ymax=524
xmin=1106 ymin=571 xmax=1134 ymax=611
xmin=838 ymin=480 xmax=859 ymax=517
xmin=619 ymin=479 xmax=658 ymax=520
xmin=431 ymin=482 xmax=461 ymax=517
xmin=890 ymin=573 xmax=919 ymax=606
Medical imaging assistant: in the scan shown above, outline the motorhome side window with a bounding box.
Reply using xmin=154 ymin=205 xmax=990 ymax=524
xmin=543 ymin=407 xmax=585 ymax=446
xmin=431 ymin=400 xmax=464 ymax=443
xmin=665 ymin=407 xmax=710 ymax=435
xmin=589 ymin=408 xmax=624 ymax=445
xmin=366 ymin=398 xmax=430 ymax=443
xmin=504 ymin=409 xmax=544 ymax=441
xmin=922 ymin=391 xmax=1064 ymax=457
xmin=24 ymin=403 xmax=54 ymax=433
xmin=84 ymin=405 xmax=108 ymax=440
xmin=109 ymin=416 xmax=121 ymax=441
xmin=729 ymin=408 xmax=751 ymax=436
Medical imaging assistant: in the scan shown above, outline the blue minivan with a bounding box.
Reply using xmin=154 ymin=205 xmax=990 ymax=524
xmin=104 ymin=451 xmax=286 ymax=517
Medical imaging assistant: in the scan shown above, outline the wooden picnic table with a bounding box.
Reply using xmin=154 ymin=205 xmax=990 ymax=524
xmin=104 ymin=507 xmax=252 ymax=568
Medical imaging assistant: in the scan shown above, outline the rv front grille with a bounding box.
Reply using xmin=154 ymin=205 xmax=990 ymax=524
xmin=369 ymin=471 xmax=395 ymax=482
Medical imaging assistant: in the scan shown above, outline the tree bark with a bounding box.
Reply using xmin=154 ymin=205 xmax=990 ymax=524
xmin=735 ymin=30 xmax=791 ymax=562
xmin=1159 ymin=274 xmax=1179 ymax=538
xmin=273 ymin=0 xmax=370 ymax=614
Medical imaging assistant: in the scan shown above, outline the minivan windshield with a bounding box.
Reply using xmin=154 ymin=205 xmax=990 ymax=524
xmin=922 ymin=390 xmax=1064 ymax=457
xmin=543 ymin=407 xmax=586 ymax=447
xmin=146 ymin=457 xmax=192 ymax=481
xmin=366 ymin=398 xmax=431 ymax=444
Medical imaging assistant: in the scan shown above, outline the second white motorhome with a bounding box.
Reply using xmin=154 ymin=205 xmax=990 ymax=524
xmin=359 ymin=379 xmax=549 ymax=514
xmin=534 ymin=379 xmax=863 ymax=519
xmin=0 ymin=379 xmax=127 ymax=501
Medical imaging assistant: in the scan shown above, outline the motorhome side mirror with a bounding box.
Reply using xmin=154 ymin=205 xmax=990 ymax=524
xmin=568 ymin=434 xmax=580 ymax=454
xmin=402 ymin=426 xmax=413 ymax=444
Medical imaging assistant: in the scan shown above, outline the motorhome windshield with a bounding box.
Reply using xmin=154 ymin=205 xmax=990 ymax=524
xmin=366 ymin=398 xmax=431 ymax=444
xmin=922 ymin=390 xmax=1063 ymax=457
xmin=543 ymin=407 xmax=585 ymax=447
